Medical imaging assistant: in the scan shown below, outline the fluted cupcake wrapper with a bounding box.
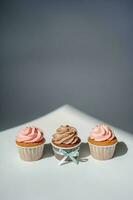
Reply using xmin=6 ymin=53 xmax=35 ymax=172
xmin=88 ymin=142 xmax=117 ymax=160
xmin=16 ymin=143 xmax=45 ymax=161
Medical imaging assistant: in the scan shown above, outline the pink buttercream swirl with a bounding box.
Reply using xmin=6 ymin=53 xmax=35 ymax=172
xmin=90 ymin=124 xmax=115 ymax=142
xmin=16 ymin=127 xmax=44 ymax=143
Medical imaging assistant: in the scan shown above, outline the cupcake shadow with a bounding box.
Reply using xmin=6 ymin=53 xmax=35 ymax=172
xmin=42 ymin=143 xmax=54 ymax=158
xmin=79 ymin=142 xmax=90 ymax=162
xmin=114 ymin=141 xmax=128 ymax=158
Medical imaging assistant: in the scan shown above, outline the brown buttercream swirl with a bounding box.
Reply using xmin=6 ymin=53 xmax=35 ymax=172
xmin=52 ymin=125 xmax=79 ymax=145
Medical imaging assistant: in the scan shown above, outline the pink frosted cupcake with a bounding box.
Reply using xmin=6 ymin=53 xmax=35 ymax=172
xmin=88 ymin=124 xmax=118 ymax=160
xmin=16 ymin=127 xmax=45 ymax=161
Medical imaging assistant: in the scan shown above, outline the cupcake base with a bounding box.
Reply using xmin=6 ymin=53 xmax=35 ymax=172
xmin=16 ymin=143 xmax=45 ymax=161
xmin=51 ymin=141 xmax=81 ymax=162
xmin=88 ymin=142 xmax=117 ymax=160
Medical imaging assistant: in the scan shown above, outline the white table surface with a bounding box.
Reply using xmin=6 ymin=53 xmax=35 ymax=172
xmin=0 ymin=105 xmax=133 ymax=200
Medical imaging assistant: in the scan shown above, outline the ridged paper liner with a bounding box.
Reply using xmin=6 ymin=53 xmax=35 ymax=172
xmin=16 ymin=143 xmax=45 ymax=161
xmin=88 ymin=142 xmax=117 ymax=160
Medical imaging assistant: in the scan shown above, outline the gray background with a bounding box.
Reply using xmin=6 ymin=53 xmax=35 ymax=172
xmin=0 ymin=0 xmax=133 ymax=132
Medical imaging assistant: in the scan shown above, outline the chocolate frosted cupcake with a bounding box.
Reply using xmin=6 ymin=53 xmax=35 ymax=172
xmin=88 ymin=124 xmax=118 ymax=160
xmin=51 ymin=125 xmax=81 ymax=164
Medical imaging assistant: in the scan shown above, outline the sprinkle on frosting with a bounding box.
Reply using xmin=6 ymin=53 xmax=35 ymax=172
xmin=52 ymin=125 xmax=79 ymax=145
xmin=16 ymin=127 xmax=44 ymax=143
xmin=90 ymin=124 xmax=115 ymax=142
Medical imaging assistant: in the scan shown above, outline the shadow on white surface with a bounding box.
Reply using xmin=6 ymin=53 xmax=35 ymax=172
xmin=114 ymin=141 xmax=128 ymax=158
xmin=43 ymin=143 xmax=54 ymax=158
xmin=79 ymin=142 xmax=90 ymax=162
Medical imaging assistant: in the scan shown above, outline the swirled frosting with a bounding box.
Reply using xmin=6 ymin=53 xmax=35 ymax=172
xmin=16 ymin=127 xmax=44 ymax=143
xmin=52 ymin=125 xmax=79 ymax=145
xmin=90 ymin=124 xmax=115 ymax=142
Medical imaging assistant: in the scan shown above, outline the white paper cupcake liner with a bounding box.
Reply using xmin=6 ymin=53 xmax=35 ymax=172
xmin=88 ymin=142 xmax=117 ymax=160
xmin=17 ymin=143 xmax=45 ymax=161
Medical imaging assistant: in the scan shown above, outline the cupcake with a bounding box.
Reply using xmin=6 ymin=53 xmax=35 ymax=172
xmin=51 ymin=125 xmax=81 ymax=165
xmin=16 ymin=127 xmax=45 ymax=161
xmin=88 ymin=124 xmax=118 ymax=160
